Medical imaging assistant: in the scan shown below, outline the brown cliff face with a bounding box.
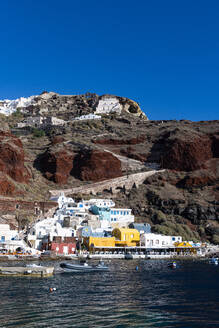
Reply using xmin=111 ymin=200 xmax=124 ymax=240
xmin=0 ymin=174 xmax=15 ymax=195
xmin=162 ymin=132 xmax=212 ymax=171
xmin=74 ymin=150 xmax=122 ymax=182
xmin=40 ymin=148 xmax=75 ymax=184
xmin=0 ymin=131 xmax=30 ymax=189
xmin=40 ymin=148 xmax=122 ymax=184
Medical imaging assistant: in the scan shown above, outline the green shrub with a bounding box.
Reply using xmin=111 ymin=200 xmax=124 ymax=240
xmin=155 ymin=210 xmax=166 ymax=224
xmin=32 ymin=128 xmax=45 ymax=138
xmin=212 ymin=234 xmax=219 ymax=244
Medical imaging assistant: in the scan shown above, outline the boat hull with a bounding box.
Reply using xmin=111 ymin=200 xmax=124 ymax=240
xmin=60 ymin=262 xmax=109 ymax=272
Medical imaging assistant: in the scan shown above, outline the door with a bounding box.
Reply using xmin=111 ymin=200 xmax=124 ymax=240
xmin=63 ymin=246 xmax=68 ymax=255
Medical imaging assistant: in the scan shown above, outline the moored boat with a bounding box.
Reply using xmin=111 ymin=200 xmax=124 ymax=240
xmin=168 ymin=261 xmax=177 ymax=269
xmin=60 ymin=260 xmax=109 ymax=272
xmin=209 ymin=257 xmax=218 ymax=265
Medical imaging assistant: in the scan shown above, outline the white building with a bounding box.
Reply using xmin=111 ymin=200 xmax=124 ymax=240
xmin=0 ymin=224 xmax=40 ymax=255
xmin=0 ymin=95 xmax=35 ymax=116
xmin=50 ymin=193 xmax=74 ymax=209
xmin=110 ymin=208 xmax=134 ymax=227
xmin=26 ymin=116 xmax=44 ymax=128
xmin=27 ymin=216 xmax=75 ymax=250
xmin=141 ymin=233 xmax=182 ymax=249
xmin=73 ymin=114 xmax=101 ymax=121
xmin=88 ymin=199 xmax=115 ymax=208
xmin=0 ymin=224 xmax=18 ymax=242
xmin=61 ymin=201 xmax=87 ymax=216
xmin=20 ymin=116 xmax=66 ymax=128
xmin=50 ymin=194 xmax=115 ymax=211
xmin=95 ymin=97 xmax=122 ymax=114
xmin=44 ymin=116 xmax=66 ymax=126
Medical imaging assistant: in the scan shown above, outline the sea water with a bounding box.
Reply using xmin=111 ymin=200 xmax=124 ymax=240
xmin=0 ymin=259 xmax=218 ymax=328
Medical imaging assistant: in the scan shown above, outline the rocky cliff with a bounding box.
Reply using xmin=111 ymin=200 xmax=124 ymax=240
xmin=0 ymin=130 xmax=30 ymax=195
xmin=0 ymin=91 xmax=218 ymax=243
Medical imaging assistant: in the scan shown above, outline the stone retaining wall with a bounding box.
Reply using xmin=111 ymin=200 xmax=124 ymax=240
xmin=49 ymin=170 xmax=165 ymax=197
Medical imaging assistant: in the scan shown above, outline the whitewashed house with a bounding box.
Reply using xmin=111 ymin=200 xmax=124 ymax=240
xmin=110 ymin=208 xmax=135 ymax=227
xmin=141 ymin=233 xmax=182 ymax=249
xmin=0 ymin=224 xmax=18 ymax=242
xmin=73 ymin=114 xmax=101 ymax=121
xmin=27 ymin=216 xmax=76 ymax=250
xmin=50 ymin=193 xmax=74 ymax=209
xmin=88 ymin=199 xmax=115 ymax=208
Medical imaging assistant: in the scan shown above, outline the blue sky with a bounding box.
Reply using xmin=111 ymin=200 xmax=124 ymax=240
xmin=0 ymin=0 xmax=218 ymax=120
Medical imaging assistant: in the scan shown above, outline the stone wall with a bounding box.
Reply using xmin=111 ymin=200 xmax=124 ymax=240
xmin=49 ymin=170 xmax=165 ymax=197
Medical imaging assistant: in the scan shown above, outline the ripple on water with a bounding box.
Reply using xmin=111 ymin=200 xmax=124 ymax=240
xmin=0 ymin=260 xmax=219 ymax=327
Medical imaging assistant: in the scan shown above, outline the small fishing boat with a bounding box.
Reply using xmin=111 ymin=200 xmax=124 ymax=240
xmin=168 ymin=261 xmax=177 ymax=269
xmin=60 ymin=260 xmax=109 ymax=273
xmin=209 ymin=258 xmax=218 ymax=265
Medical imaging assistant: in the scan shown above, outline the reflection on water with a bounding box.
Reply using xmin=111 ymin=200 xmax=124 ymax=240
xmin=0 ymin=260 xmax=218 ymax=327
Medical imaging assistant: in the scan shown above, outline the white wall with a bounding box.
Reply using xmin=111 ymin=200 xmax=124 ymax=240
xmin=0 ymin=224 xmax=18 ymax=241
xmin=110 ymin=209 xmax=134 ymax=227
xmin=95 ymin=97 xmax=122 ymax=114
xmin=141 ymin=233 xmax=182 ymax=248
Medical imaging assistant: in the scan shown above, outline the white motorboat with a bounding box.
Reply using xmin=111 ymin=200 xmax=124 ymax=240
xmin=60 ymin=260 xmax=109 ymax=272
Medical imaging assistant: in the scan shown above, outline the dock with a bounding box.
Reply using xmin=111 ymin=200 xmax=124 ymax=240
xmin=0 ymin=266 xmax=54 ymax=277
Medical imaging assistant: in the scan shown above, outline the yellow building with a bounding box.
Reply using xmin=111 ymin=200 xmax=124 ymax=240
xmin=175 ymin=241 xmax=196 ymax=254
xmin=85 ymin=236 xmax=115 ymax=250
xmin=112 ymin=228 xmax=140 ymax=247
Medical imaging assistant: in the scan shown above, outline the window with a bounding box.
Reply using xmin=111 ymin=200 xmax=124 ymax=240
xmin=156 ymin=240 xmax=159 ymax=244
xmin=131 ymin=234 xmax=134 ymax=238
xmin=172 ymin=237 xmax=175 ymax=241
xmin=114 ymin=218 xmax=116 ymax=221
xmin=117 ymin=211 xmax=119 ymax=214
xmin=1 ymin=236 xmax=5 ymax=242
xmin=111 ymin=211 xmax=113 ymax=214
xmin=114 ymin=211 xmax=116 ymax=215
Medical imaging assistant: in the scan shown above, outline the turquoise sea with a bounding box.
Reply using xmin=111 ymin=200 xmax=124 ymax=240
xmin=0 ymin=259 xmax=218 ymax=328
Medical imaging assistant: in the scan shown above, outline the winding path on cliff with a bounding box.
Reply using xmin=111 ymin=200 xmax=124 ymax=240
xmin=49 ymin=169 xmax=165 ymax=197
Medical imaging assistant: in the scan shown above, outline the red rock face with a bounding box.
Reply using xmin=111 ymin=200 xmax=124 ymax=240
xmin=0 ymin=174 xmax=15 ymax=195
xmin=41 ymin=147 xmax=122 ymax=184
xmin=162 ymin=135 xmax=212 ymax=171
xmin=74 ymin=150 xmax=122 ymax=182
xmin=41 ymin=149 xmax=75 ymax=184
xmin=0 ymin=131 xmax=30 ymax=187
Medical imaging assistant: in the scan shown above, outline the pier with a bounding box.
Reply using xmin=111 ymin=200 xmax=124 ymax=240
xmin=0 ymin=266 xmax=54 ymax=277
